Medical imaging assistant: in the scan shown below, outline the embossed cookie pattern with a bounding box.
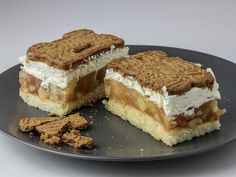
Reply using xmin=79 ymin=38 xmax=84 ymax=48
xmin=108 ymin=50 xmax=214 ymax=95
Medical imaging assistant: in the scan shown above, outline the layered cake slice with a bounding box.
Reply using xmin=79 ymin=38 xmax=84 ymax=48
xmin=19 ymin=29 xmax=129 ymax=116
xmin=104 ymin=51 xmax=225 ymax=146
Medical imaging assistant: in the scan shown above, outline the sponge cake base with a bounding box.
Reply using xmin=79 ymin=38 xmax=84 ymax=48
xmin=105 ymin=99 xmax=221 ymax=146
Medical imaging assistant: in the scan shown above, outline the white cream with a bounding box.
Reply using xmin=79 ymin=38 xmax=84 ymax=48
xmin=20 ymin=47 xmax=129 ymax=89
xmin=105 ymin=69 xmax=221 ymax=117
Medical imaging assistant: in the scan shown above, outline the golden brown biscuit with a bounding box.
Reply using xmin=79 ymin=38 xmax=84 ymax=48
xmin=19 ymin=113 xmax=91 ymax=146
xmin=62 ymin=130 xmax=94 ymax=149
xmin=63 ymin=113 xmax=88 ymax=130
xmin=19 ymin=117 xmax=60 ymax=132
xmin=107 ymin=50 xmax=214 ymax=95
xmin=27 ymin=29 xmax=125 ymax=70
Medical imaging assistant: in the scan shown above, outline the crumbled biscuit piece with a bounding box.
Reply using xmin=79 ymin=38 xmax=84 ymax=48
xmin=64 ymin=113 xmax=88 ymax=130
xmin=40 ymin=134 xmax=61 ymax=145
xmin=62 ymin=130 xmax=94 ymax=149
xmin=35 ymin=119 xmax=71 ymax=137
xmin=19 ymin=117 xmax=60 ymax=132
xmin=19 ymin=113 xmax=93 ymax=148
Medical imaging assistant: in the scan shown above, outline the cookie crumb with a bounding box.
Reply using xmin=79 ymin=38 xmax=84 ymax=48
xmin=19 ymin=113 xmax=93 ymax=149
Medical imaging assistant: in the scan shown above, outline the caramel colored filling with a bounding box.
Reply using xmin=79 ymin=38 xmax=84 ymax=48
xmin=19 ymin=67 xmax=106 ymax=103
xmin=105 ymin=79 xmax=223 ymax=130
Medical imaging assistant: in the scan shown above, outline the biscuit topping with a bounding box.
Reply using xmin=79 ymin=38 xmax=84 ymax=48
xmin=27 ymin=29 xmax=125 ymax=70
xmin=107 ymin=50 xmax=214 ymax=95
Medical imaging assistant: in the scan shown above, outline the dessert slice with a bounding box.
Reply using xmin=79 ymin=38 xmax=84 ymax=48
xmin=19 ymin=29 xmax=129 ymax=116
xmin=104 ymin=51 xmax=225 ymax=146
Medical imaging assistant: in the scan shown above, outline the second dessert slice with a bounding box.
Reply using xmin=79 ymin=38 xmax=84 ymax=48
xmin=104 ymin=50 xmax=225 ymax=146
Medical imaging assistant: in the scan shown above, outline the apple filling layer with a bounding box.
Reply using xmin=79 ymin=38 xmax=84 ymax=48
xmin=105 ymin=79 xmax=224 ymax=130
xmin=19 ymin=67 xmax=106 ymax=103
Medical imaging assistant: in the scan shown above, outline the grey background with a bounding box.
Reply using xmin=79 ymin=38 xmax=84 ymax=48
xmin=0 ymin=0 xmax=236 ymax=176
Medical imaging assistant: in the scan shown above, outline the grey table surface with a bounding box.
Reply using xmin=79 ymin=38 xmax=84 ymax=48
xmin=0 ymin=0 xmax=236 ymax=176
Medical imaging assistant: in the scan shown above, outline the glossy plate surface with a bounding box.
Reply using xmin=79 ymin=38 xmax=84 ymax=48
xmin=0 ymin=45 xmax=234 ymax=161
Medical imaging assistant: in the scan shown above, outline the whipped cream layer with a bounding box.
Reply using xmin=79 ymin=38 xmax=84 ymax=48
xmin=105 ymin=68 xmax=221 ymax=117
xmin=20 ymin=47 xmax=129 ymax=89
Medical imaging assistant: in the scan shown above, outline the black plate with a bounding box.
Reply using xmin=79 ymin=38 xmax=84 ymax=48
xmin=0 ymin=45 xmax=235 ymax=161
